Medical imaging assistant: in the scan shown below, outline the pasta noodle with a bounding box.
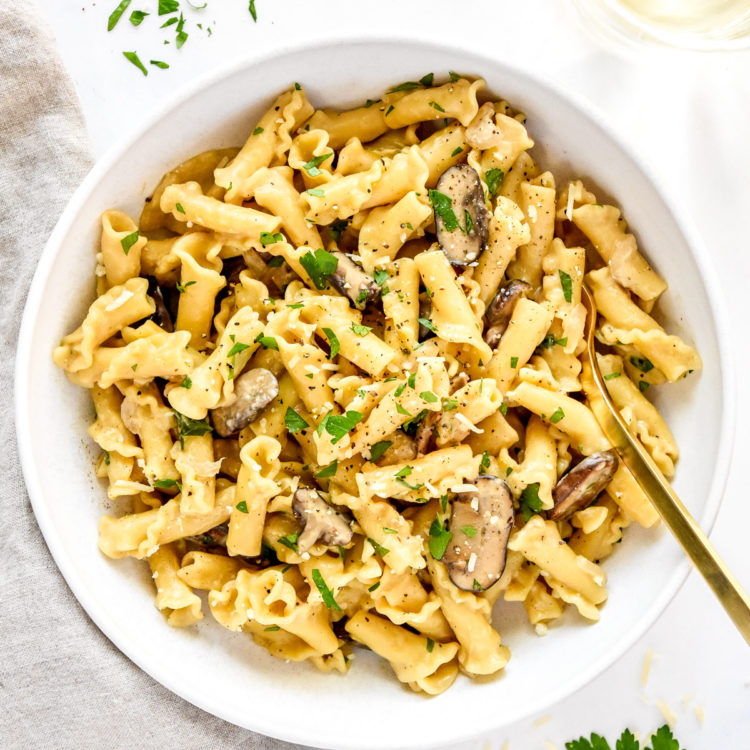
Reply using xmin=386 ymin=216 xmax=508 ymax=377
xmin=52 ymin=75 xmax=699 ymax=695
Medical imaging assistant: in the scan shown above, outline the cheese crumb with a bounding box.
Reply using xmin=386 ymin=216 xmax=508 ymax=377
xmin=104 ymin=288 xmax=134 ymax=312
xmin=641 ymin=648 xmax=654 ymax=688
xmin=533 ymin=715 xmax=552 ymax=728
xmin=656 ymin=698 xmax=676 ymax=727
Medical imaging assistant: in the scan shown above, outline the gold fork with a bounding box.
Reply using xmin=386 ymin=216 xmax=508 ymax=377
xmin=581 ymin=284 xmax=750 ymax=645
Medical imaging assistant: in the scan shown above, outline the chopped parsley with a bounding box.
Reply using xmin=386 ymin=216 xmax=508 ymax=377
xmin=429 ymin=100 xmax=446 ymax=113
xmin=442 ymin=397 xmax=458 ymax=411
xmin=277 ymin=532 xmax=299 ymax=552
xmin=322 ymin=327 xmax=340 ymax=359
xmin=122 ymin=50 xmax=148 ymax=75
xmin=254 ymin=333 xmax=279 ymax=351
xmin=367 ymin=537 xmax=390 ymax=557
xmin=549 ymin=406 xmax=565 ymax=424
xmin=315 ymin=460 xmax=338 ymax=479
xmin=630 ymin=355 xmax=654 ymax=373
xmin=172 ymin=409 xmax=212 ymax=448
xmin=311 ymin=568 xmax=342 ymax=611
xmin=176 ymin=279 xmax=196 ymax=293
xmin=303 ymin=152 xmax=333 ymax=177
xmin=129 ymin=10 xmax=149 ymax=27
xmin=235 ymin=500 xmax=249 ymax=513
xmin=428 ymin=516 xmax=452 ymax=560
xmin=248 ymin=0 xmax=257 ymax=22
xmin=417 ymin=317 xmax=437 ymax=333
xmin=387 ymin=81 xmax=420 ymax=93
xmin=426 ymin=638 xmax=435 ymax=652
xmin=564 ymin=725 xmax=680 ymax=750
xmin=266 ymin=256 xmax=285 ymax=268
xmin=329 ymin=219 xmax=349 ymax=241
xmin=420 ymin=391 xmax=438 ymax=403
xmin=449 ymin=71 xmax=460 ymax=82
xmin=639 ymin=380 xmax=650 ymax=393
xmin=450 ymin=146 xmax=463 ymax=157
xmin=260 ymin=231 xmax=284 ymax=246
xmin=428 ymin=189 xmax=459 ymax=232
xmin=153 ymin=478 xmax=182 ymax=492
xmin=419 ymin=72 xmax=434 ymax=86
xmin=179 ymin=375 xmax=192 ymax=389
xmin=368 ymin=581 xmax=381 ymax=592
xmin=150 ymin=60 xmax=169 ymax=68
xmin=519 ymin=483 xmax=543 ymax=522
xmin=369 ymin=440 xmax=392 ymax=462
xmin=299 ymin=248 xmax=338 ymax=290
xmin=385 ymin=105 xmax=395 ymax=117
xmin=306 ymin=187 xmax=325 ymax=197
xmin=284 ymin=407 xmax=309 ymax=434
xmin=485 ymin=168 xmax=504 ymax=197
xmin=252 ymin=126 xmax=264 ymax=135
xmin=318 ymin=410 xmax=363 ymax=444
xmin=603 ymin=371 xmax=621 ymax=381
xmin=108 ymin=0 xmax=132 ymax=31
xmin=120 ymin=230 xmax=140 ymax=254
xmin=394 ymin=465 xmax=423 ymax=491
xmin=510 ymin=356 xmax=519 ymax=368
xmin=264 ymin=625 xmax=280 ymax=632
xmin=479 ymin=450 xmax=491 ymax=474
xmin=395 ymin=403 xmax=412 ymax=417
xmin=537 ymin=333 xmax=568 ymax=350
xmin=460 ymin=525 xmax=477 ymax=538
xmin=558 ymin=269 xmax=573 ymax=303
xmin=351 ymin=322 xmax=372 ymax=337
xmin=158 ymin=0 xmax=179 ymax=14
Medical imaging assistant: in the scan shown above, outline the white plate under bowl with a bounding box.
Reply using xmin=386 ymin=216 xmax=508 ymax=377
xmin=16 ymin=39 xmax=734 ymax=750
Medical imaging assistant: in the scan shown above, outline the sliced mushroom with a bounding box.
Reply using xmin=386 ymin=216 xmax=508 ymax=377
xmin=418 ymin=293 xmax=433 ymax=340
xmin=443 ymin=476 xmax=514 ymax=591
xmin=549 ymin=449 xmax=619 ymax=521
xmin=414 ymin=410 xmax=440 ymax=457
xmin=465 ymin=102 xmax=505 ymax=151
xmin=186 ymin=523 xmax=229 ymax=549
xmin=484 ymin=279 xmax=531 ymax=347
xmin=293 ymin=488 xmax=353 ymax=554
xmin=434 ymin=164 xmax=490 ymax=265
xmin=146 ymin=276 xmax=174 ymax=332
xmin=328 ymin=251 xmax=379 ymax=309
xmin=211 ymin=368 xmax=279 ymax=437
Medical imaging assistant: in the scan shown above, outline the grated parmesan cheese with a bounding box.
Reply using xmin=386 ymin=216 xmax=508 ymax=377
xmin=641 ymin=648 xmax=655 ymax=688
xmin=467 ymin=552 xmax=477 ymax=573
xmin=104 ymin=288 xmax=134 ymax=312
xmin=694 ymin=704 xmax=704 ymax=726
xmin=565 ymin=186 xmax=575 ymax=221
xmin=656 ymin=698 xmax=676 ymax=727
xmin=533 ymin=715 xmax=552 ymax=728
xmin=455 ymin=412 xmax=483 ymax=433
xmin=450 ymin=483 xmax=478 ymax=493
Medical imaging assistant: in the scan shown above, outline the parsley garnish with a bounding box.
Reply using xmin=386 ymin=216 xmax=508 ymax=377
xmin=449 ymin=71 xmax=460 ymax=82
xmin=460 ymin=525 xmax=478 ymax=537
xmin=442 ymin=397 xmax=458 ymax=411
xmin=417 ymin=317 xmax=437 ymax=333
xmin=639 ymin=380 xmax=650 ymax=393
xmin=429 ymin=100 xmax=446 ymax=113
xmin=252 ymin=126 xmax=264 ymax=135
xmin=277 ymin=532 xmax=299 ymax=552
xmin=428 ymin=516 xmax=452 ymax=560
xmin=351 ymin=322 xmax=371 ymax=336
xmin=603 ymin=371 xmax=621 ymax=381
xmin=559 ymin=269 xmax=573 ymax=303
xmin=520 ymin=483 xmax=543 ymax=522
xmin=329 ymin=219 xmax=349 ymax=240
xmin=130 ymin=10 xmax=149 ymax=27
xmin=267 ymin=256 xmax=285 ymax=268
xmin=120 ymin=230 xmax=140 ymax=255
xmin=322 ymin=327 xmax=340 ymax=359
xmin=368 ymin=581 xmax=380 ymax=592
xmin=630 ymin=355 xmax=654 ymax=373
xmin=419 ymin=72 xmax=434 ymax=86
xmin=264 ymin=625 xmax=280 ymax=632
xmin=150 ymin=59 xmax=169 ymax=68
xmin=367 ymin=537 xmax=390 ymax=557
xmin=235 ymin=500 xmax=249 ymax=514
xmin=172 ymin=409 xmax=212 ymax=448
xmin=303 ymin=152 xmax=332 ymax=177
xmin=419 ymin=391 xmax=438 ymax=403
xmin=299 ymin=248 xmax=338 ymax=290
xmin=426 ymin=638 xmax=435 ymax=652
xmin=153 ymin=478 xmax=182 ymax=492
xmin=108 ymin=0 xmax=132 ymax=31
xmin=254 ymin=333 xmax=279 ymax=351
xmin=428 ymin=189 xmax=459 ymax=231
xmin=315 ymin=460 xmax=338 ymax=479
xmin=537 ymin=333 xmax=568 ymax=350
xmin=227 ymin=341 xmax=249 ymax=358
xmin=564 ymin=725 xmax=681 ymax=750
xmin=260 ymin=231 xmax=284 ymax=246
xmin=311 ymin=569 xmax=342 ymax=611
xmin=176 ymin=279 xmax=196 ymax=293
xmin=306 ymin=187 xmax=325 ymax=197
xmin=248 ymin=0 xmax=257 ymax=21
xmin=158 ymin=0 xmax=179 ymax=14
xmin=175 ymin=13 xmax=188 ymax=48
xmin=369 ymin=440 xmax=392 ymax=462
xmin=510 ymin=356 xmax=519 ymax=368
xmin=179 ymin=376 xmax=192 ymax=389
xmin=500 ymin=403 xmax=508 ymax=415
xmin=549 ymin=406 xmax=565 ymax=424
xmin=480 ymin=450 xmax=491 ymax=474
xmin=450 ymin=146 xmax=463 ymax=157
xmin=485 ymin=168 xmax=504 ymax=197
xmin=122 ymin=51 xmax=148 ymax=75
xmin=387 ymin=81 xmax=420 ymax=93
xmin=284 ymin=407 xmax=309 ymax=434
xmin=385 ymin=105 xmax=395 ymax=117
xmin=318 ymin=410 xmax=363 ymax=444
xmin=394 ymin=465 xmax=423 ymax=491
xmin=396 ymin=403 xmax=411 ymax=417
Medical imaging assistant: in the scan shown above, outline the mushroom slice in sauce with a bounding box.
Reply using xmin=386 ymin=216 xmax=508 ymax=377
xmin=293 ymin=488 xmax=353 ymax=554
xmin=483 ymin=279 xmax=531 ymax=348
xmin=186 ymin=523 xmax=229 ymax=549
xmin=414 ymin=410 xmax=440 ymax=457
xmin=146 ymin=276 xmax=174 ymax=332
xmin=418 ymin=293 xmax=434 ymax=340
xmin=433 ymin=164 xmax=490 ymax=265
xmin=210 ymin=368 xmax=279 ymax=437
xmin=443 ymin=476 xmax=514 ymax=591
xmin=549 ymin=449 xmax=619 ymax=521
xmin=328 ymin=251 xmax=379 ymax=309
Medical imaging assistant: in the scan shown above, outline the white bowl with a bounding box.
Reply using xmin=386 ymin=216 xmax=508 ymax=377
xmin=16 ymin=39 xmax=734 ymax=750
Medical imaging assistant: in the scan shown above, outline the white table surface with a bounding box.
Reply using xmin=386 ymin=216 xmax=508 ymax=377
xmin=35 ymin=1 xmax=750 ymax=747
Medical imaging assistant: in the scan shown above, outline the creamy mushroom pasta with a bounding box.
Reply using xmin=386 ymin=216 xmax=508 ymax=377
xmin=52 ymin=76 xmax=702 ymax=694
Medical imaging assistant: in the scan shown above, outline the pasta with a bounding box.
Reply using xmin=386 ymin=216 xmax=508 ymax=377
xmin=52 ymin=75 xmax=700 ymax=695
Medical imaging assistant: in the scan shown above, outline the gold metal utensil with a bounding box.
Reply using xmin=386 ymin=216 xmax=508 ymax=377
xmin=581 ymin=284 xmax=750 ymax=645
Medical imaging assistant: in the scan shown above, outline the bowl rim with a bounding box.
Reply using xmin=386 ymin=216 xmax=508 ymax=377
xmin=15 ymin=36 xmax=737 ymax=749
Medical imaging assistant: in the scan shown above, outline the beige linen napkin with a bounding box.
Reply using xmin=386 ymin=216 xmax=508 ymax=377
xmin=0 ymin=6 xmax=304 ymax=748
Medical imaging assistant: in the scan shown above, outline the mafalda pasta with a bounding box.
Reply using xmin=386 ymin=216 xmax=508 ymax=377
xmin=53 ymin=75 xmax=701 ymax=694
